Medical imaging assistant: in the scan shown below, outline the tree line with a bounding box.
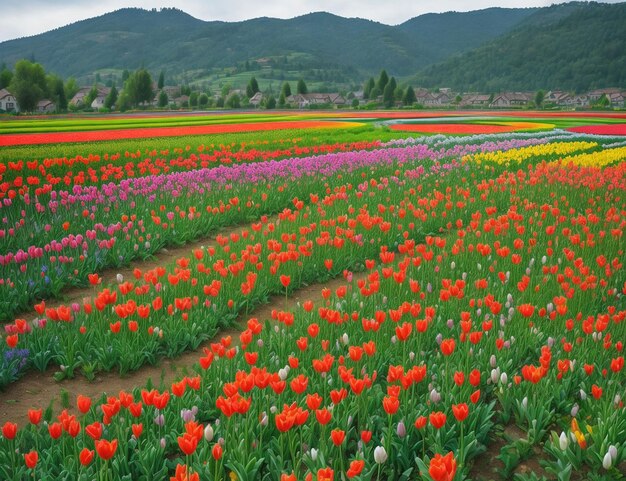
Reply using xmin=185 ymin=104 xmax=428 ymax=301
xmin=0 ymin=60 xmax=156 ymax=113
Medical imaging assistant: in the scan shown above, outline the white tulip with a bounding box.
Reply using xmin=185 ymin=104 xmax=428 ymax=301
xmin=374 ymin=446 xmax=388 ymax=464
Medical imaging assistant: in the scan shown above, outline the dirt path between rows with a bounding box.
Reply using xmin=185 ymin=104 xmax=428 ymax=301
xmin=0 ymin=271 xmax=351 ymax=425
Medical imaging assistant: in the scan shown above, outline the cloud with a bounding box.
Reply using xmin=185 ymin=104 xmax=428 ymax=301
xmin=0 ymin=0 xmax=623 ymax=43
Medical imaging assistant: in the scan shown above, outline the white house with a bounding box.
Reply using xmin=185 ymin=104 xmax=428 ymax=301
xmin=91 ymin=95 xmax=107 ymax=110
xmin=0 ymin=88 xmax=19 ymax=112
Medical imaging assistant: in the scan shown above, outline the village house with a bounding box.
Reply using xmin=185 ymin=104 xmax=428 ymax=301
xmin=0 ymin=88 xmax=19 ymax=112
xmin=414 ymin=90 xmax=451 ymax=107
xmin=587 ymin=88 xmax=622 ymax=103
xmin=490 ymin=92 xmax=533 ymax=107
xmin=609 ymin=92 xmax=625 ymax=107
xmin=286 ymin=93 xmax=346 ymax=109
xmin=37 ymin=99 xmax=55 ymax=113
xmin=91 ymin=95 xmax=107 ymax=110
xmin=249 ymin=92 xmax=264 ymax=107
xmin=70 ymin=86 xmax=111 ymax=108
xmin=461 ymin=94 xmax=491 ymax=107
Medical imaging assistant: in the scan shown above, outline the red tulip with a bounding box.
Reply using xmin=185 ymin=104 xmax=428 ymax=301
xmin=212 ymin=443 xmax=223 ymax=460
xmin=24 ymin=451 xmax=38 ymax=469
xmin=382 ymin=395 xmax=400 ymax=415
xmin=95 ymin=439 xmax=118 ymax=460
xmin=452 ymin=403 xmax=469 ymax=422
xmin=79 ymin=448 xmax=94 ymax=466
xmin=517 ymin=303 xmax=535 ymax=318
xmin=440 ymin=339 xmax=455 ymax=356
xmin=429 ymin=411 xmax=447 ymax=429
xmin=28 ymin=408 xmax=42 ymax=425
xmin=280 ymin=275 xmax=291 ymax=288
xmin=178 ymin=432 xmax=198 ymax=455
xmin=429 ymin=452 xmax=457 ymax=481
xmin=330 ymin=428 xmax=345 ymax=446
xmin=2 ymin=422 xmax=17 ymax=440
xmin=77 ymin=394 xmax=91 ymax=414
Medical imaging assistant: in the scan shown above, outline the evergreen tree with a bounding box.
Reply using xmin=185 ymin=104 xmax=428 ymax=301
xmin=158 ymin=90 xmax=169 ymax=108
xmin=105 ymin=85 xmax=118 ymax=109
xmin=199 ymin=93 xmax=209 ymax=108
xmin=383 ymin=82 xmax=395 ymax=108
xmin=158 ymin=71 xmax=165 ymax=90
xmin=534 ymin=90 xmax=545 ymax=109
xmin=281 ymin=82 xmax=292 ymax=98
xmin=363 ymin=77 xmax=375 ymax=99
xmin=403 ymin=86 xmax=416 ymax=106
xmin=266 ymin=95 xmax=276 ymax=109
xmin=189 ymin=91 xmax=199 ymax=108
xmin=85 ymin=85 xmax=99 ymax=107
xmin=296 ymin=78 xmax=307 ymax=94
xmin=47 ymin=75 xmax=67 ymax=111
xmin=246 ymin=77 xmax=260 ymax=98
xmin=278 ymin=92 xmax=286 ymax=107
xmin=377 ymin=70 xmax=389 ymax=93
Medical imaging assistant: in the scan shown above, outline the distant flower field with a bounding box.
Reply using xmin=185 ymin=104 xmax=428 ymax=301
xmin=0 ymin=111 xmax=624 ymax=481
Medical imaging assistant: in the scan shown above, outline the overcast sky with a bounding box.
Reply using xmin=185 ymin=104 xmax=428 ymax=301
xmin=1 ymin=0 xmax=623 ymax=42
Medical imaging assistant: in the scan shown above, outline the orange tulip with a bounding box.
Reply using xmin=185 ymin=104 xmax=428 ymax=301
xmin=346 ymin=459 xmax=365 ymax=478
xmin=429 ymin=452 xmax=457 ymax=481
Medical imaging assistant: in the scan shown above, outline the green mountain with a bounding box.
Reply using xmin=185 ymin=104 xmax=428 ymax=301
xmin=0 ymin=6 xmax=539 ymax=86
xmin=411 ymin=2 xmax=626 ymax=92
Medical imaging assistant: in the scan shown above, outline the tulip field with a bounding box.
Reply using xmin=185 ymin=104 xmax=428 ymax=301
xmin=0 ymin=111 xmax=624 ymax=481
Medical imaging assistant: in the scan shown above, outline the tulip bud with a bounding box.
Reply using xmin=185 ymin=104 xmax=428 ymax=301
xmin=374 ymin=446 xmax=387 ymax=464
xmin=559 ymin=432 xmax=569 ymax=450
xmin=342 ymin=333 xmax=349 ymax=345
xmin=490 ymin=355 xmax=497 ymax=368
xmin=310 ymin=448 xmax=318 ymax=461
xmin=579 ymin=389 xmax=587 ymax=401
xmin=396 ymin=420 xmax=406 ymax=438
xmin=602 ymin=452 xmax=612 ymax=470
xmin=500 ymin=372 xmax=508 ymax=385
xmin=116 ymin=273 xmax=124 ymax=283
xmin=570 ymin=403 xmax=579 ymax=417
xmin=160 ymin=438 xmax=166 ymax=449
xmin=521 ymin=397 xmax=528 ymax=410
xmin=204 ymin=424 xmax=214 ymax=442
